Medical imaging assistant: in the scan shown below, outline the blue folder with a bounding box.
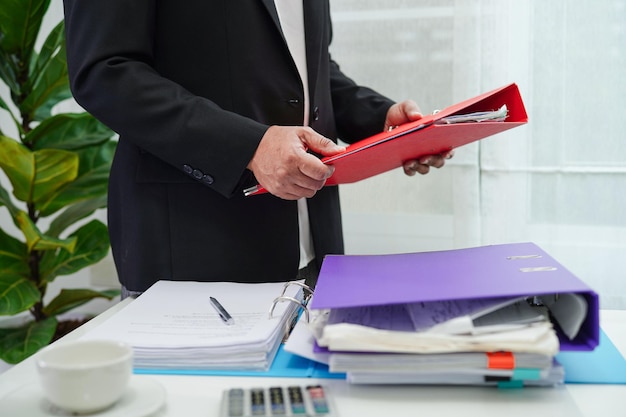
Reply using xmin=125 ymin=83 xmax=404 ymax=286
xmin=558 ymin=329 xmax=626 ymax=384
xmin=134 ymin=331 xmax=625 ymax=384
xmin=133 ymin=345 xmax=346 ymax=379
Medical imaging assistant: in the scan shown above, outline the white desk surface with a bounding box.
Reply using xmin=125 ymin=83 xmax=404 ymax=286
xmin=1 ymin=300 xmax=625 ymax=417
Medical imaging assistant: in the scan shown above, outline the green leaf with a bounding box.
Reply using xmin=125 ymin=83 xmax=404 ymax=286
xmin=47 ymin=195 xmax=108 ymax=238
xmin=0 ymin=0 xmax=50 ymax=56
xmin=27 ymin=112 xmax=115 ymax=151
xmin=0 ymin=136 xmax=31 ymax=199
xmin=42 ymin=288 xmax=119 ymax=317
xmin=0 ymin=0 xmax=51 ymax=96
xmin=0 ymin=182 xmax=20 ymax=218
xmin=0 ymin=95 xmax=22 ymax=138
xmin=0 ymin=317 xmax=57 ymax=364
xmin=0 ymin=227 xmax=29 ymax=277
xmin=20 ymin=42 xmax=71 ymax=121
xmin=0 ymin=48 xmax=20 ymax=94
xmin=40 ymin=220 xmax=109 ymax=283
xmin=15 ymin=211 xmax=77 ymax=253
xmin=0 ymin=92 xmax=12 ymax=115
xmin=38 ymin=140 xmax=115 ymax=216
xmin=0 ymin=273 xmax=40 ymax=316
xmin=26 ymin=20 xmax=64 ymax=96
xmin=0 ymin=135 xmax=79 ymax=205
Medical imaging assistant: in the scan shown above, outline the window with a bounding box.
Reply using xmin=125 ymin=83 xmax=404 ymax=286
xmin=333 ymin=0 xmax=626 ymax=309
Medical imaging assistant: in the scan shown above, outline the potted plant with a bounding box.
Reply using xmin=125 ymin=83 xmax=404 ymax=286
xmin=0 ymin=0 xmax=119 ymax=364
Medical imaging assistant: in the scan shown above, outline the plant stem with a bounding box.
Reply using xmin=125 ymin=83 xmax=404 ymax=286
xmin=27 ymin=199 xmax=47 ymax=321
xmin=29 ymin=249 xmax=47 ymax=321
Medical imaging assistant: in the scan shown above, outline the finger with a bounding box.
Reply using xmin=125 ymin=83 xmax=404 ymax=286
xmin=299 ymin=153 xmax=335 ymax=182
xmin=403 ymin=162 xmax=417 ymax=176
xmin=385 ymin=101 xmax=422 ymax=131
xmin=421 ymin=154 xmax=446 ymax=169
xmin=300 ymin=128 xmax=345 ymax=157
xmin=275 ymin=181 xmax=319 ymax=200
xmin=403 ymin=100 xmax=423 ymax=121
xmin=273 ymin=190 xmax=307 ymax=201
xmin=265 ymin=175 xmax=318 ymax=200
xmin=403 ymin=160 xmax=430 ymax=176
xmin=415 ymin=164 xmax=430 ymax=175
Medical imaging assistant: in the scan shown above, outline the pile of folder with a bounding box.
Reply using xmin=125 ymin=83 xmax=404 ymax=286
xmin=81 ymin=280 xmax=305 ymax=371
xmin=303 ymin=242 xmax=599 ymax=387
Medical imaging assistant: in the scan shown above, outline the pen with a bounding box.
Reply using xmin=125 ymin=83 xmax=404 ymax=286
xmin=210 ymin=296 xmax=235 ymax=325
xmin=243 ymin=184 xmax=265 ymax=196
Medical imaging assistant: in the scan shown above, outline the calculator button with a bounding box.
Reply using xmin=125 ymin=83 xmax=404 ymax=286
xmin=222 ymin=385 xmax=334 ymax=417
xmin=287 ymin=386 xmax=306 ymax=414
xmin=306 ymin=385 xmax=330 ymax=414
xmin=250 ymin=388 xmax=265 ymax=415
xmin=269 ymin=387 xmax=286 ymax=415
xmin=227 ymin=389 xmax=245 ymax=417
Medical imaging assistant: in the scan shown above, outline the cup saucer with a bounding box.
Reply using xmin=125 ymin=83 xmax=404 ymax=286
xmin=1 ymin=375 xmax=166 ymax=417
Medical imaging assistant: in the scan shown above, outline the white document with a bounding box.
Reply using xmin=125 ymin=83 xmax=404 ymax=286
xmin=436 ymin=104 xmax=508 ymax=124
xmin=317 ymin=321 xmax=559 ymax=356
xmin=82 ymin=280 xmax=303 ymax=371
xmin=283 ymin=297 xmax=331 ymax=365
xmin=314 ymin=292 xmax=588 ymax=356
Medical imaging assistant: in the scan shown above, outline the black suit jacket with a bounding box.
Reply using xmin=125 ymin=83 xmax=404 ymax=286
xmin=64 ymin=0 xmax=394 ymax=291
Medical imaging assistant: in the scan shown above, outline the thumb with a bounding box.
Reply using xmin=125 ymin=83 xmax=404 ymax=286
xmin=302 ymin=129 xmax=346 ymax=157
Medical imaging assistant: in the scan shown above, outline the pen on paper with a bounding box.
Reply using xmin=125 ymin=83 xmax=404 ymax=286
xmin=210 ymin=296 xmax=235 ymax=325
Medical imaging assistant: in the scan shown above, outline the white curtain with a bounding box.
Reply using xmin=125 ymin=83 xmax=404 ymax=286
xmin=332 ymin=0 xmax=626 ymax=309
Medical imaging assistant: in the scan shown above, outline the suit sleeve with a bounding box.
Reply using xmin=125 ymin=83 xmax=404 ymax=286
xmin=63 ymin=0 xmax=266 ymax=198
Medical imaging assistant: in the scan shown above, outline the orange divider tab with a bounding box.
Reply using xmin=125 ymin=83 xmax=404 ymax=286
xmin=487 ymin=352 xmax=515 ymax=369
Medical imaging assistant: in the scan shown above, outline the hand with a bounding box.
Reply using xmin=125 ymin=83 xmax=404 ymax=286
xmin=384 ymin=100 xmax=454 ymax=176
xmin=402 ymin=150 xmax=455 ymax=176
xmin=248 ymin=126 xmax=345 ymax=200
xmin=384 ymin=99 xmax=423 ymax=132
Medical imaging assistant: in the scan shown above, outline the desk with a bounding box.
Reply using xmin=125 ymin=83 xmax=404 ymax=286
xmin=1 ymin=301 xmax=625 ymax=417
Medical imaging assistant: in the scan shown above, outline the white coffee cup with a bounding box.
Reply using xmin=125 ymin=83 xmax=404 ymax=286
xmin=36 ymin=339 xmax=133 ymax=413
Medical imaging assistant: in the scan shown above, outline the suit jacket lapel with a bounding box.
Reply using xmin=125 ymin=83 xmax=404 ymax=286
xmin=260 ymin=0 xmax=284 ymax=39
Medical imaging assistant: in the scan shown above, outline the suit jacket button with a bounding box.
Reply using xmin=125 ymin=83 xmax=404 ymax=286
xmin=202 ymin=174 xmax=214 ymax=185
xmin=183 ymin=164 xmax=193 ymax=174
xmin=192 ymin=169 xmax=203 ymax=179
xmin=313 ymin=106 xmax=320 ymax=121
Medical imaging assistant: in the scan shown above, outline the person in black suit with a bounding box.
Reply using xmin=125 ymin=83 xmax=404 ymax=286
xmin=63 ymin=0 xmax=451 ymax=295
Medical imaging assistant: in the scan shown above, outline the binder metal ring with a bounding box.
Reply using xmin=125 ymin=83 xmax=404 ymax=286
xmin=268 ymin=296 xmax=310 ymax=323
xmin=279 ymin=281 xmax=314 ymax=300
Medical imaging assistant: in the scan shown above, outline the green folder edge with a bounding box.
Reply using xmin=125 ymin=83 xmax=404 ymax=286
xmin=134 ymin=330 xmax=625 ymax=384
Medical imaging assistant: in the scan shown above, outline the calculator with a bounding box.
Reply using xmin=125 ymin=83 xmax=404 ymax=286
xmin=220 ymin=385 xmax=337 ymax=417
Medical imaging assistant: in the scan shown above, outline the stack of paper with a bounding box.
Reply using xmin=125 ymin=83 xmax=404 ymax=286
xmin=82 ymin=280 xmax=303 ymax=371
xmin=305 ymin=298 xmax=565 ymax=386
xmin=332 ymin=352 xmax=564 ymax=386
xmin=313 ymin=296 xmax=562 ymax=355
xmin=286 ymin=243 xmax=599 ymax=387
